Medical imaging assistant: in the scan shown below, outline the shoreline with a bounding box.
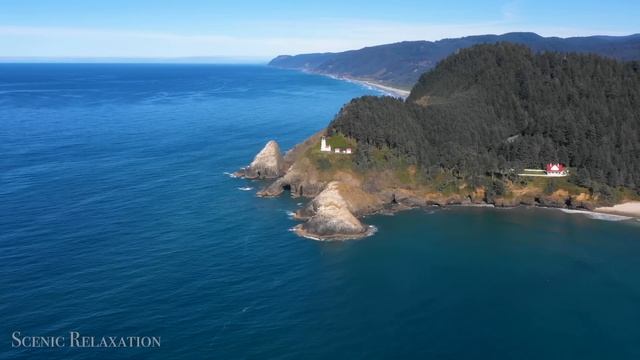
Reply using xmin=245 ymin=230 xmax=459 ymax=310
xmin=346 ymin=78 xmax=411 ymax=99
xmin=289 ymin=67 xmax=411 ymax=99
xmin=295 ymin=202 xmax=639 ymax=241
xmin=373 ymin=202 xmax=639 ymax=223
xmin=296 ymin=199 xmax=640 ymax=241
xmin=594 ymin=202 xmax=640 ymax=218
xmin=236 ymin=155 xmax=640 ymax=240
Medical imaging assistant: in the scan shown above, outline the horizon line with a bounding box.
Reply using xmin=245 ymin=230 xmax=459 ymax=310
xmin=2 ymin=31 xmax=639 ymax=62
xmin=0 ymin=56 xmax=271 ymax=64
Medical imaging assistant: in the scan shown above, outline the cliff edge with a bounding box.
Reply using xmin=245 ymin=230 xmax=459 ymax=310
xmin=235 ymin=140 xmax=286 ymax=179
xmin=293 ymin=182 xmax=374 ymax=240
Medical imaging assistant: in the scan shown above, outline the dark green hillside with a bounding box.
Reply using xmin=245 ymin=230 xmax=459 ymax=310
xmin=328 ymin=43 xmax=640 ymax=195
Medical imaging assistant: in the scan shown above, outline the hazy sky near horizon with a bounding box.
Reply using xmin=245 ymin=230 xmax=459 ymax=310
xmin=0 ymin=0 xmax=638 ymax=59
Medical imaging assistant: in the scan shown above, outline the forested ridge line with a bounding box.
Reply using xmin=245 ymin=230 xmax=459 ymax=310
xmin=328 ymin=43 xmax=640 ymax=199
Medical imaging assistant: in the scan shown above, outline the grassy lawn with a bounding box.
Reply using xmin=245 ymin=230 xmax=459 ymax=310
xmin=326 ymin=133 xmax=353 ymax=149
xmin=305 ymin=136 xmax=355 ymax=172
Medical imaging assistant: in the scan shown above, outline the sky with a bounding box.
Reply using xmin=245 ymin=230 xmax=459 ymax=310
xmin=0 ymin=0 xmax=638 ymax=61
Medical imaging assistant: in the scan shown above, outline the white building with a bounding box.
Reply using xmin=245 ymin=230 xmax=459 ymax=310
xmin=320 ymin=136 xmax=353 ymax=154
xmin=545 ymin=163 xmax=568 ymax=177
xmin=320 ymin=136 xmax=332 ymax=152
xmin=517 ymin=163 xmax=569 ymax=177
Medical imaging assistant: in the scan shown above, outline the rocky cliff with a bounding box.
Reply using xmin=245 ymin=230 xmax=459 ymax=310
xmin=235 ymin=140 xmax=286 ymax=179
xmin=293 ymin=182 xmax=374 ymax=240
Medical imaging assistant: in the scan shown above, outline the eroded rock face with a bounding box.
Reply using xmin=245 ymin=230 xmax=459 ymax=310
xmin=258 ymin=157 xmax=325 ymax=198
xmin=236 ymin=140 xmax=286 ymax=179
xmin=294 ymin=182 xmax=371 ymax=240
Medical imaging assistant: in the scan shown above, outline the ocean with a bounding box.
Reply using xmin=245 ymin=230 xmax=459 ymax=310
xmin=1 ymin=64 xmax=639 ymax=359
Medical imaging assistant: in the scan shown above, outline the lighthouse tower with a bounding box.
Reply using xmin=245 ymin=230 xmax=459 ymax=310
xmin=320 ymin=136 xmax=332 ymax=152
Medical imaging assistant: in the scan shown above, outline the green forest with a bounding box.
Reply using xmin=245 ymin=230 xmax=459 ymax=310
xmin=328 ymin=43 xmax=640 ymax=197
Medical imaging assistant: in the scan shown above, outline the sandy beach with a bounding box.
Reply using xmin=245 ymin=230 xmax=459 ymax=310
xmin=314 ymin=71 xmax=411 ymax=98
xmin=355 ymin=80 xmax=411 ymax=98
xmin=595 ymin=201 xmax=640 ymax=218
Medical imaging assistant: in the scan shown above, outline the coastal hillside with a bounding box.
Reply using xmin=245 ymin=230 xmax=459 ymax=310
xmin=241 ymin=43 xmax=640 ymax=240
xmin=328 ymin=43 xmax=640 ymax=200
xmin=269 ymin=32 xmax=640 ymax=88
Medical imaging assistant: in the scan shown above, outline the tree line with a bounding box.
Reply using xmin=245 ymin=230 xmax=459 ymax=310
xmin=328 ymin=43 xmax=640 ymax=195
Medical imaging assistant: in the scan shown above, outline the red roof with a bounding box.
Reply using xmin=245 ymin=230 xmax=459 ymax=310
xmin=545 ymin=163 xmax=565 ymax=172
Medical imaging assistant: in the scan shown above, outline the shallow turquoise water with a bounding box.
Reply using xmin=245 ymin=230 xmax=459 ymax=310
xmin=1 ymin=64 xmax=639 ymax=359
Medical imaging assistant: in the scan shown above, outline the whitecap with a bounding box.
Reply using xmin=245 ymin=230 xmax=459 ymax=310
xmin=237 ymin=187 xmax=253 ymax=191
xmin=223 ymin=171 xmax=238 ymax=178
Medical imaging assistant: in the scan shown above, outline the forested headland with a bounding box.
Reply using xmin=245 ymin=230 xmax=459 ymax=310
xmin=327 ymin=43 xmax=640 ymax=201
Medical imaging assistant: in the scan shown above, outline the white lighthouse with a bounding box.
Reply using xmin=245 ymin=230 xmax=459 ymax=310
xmin=320 ymin=136 xmax=332 ymax=152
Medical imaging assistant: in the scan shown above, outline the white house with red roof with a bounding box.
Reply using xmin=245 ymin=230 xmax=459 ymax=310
xmin=545 ymin=163 xmax=567 ymax=177
xmin=518 ymin=163 xmax=568 ymax=177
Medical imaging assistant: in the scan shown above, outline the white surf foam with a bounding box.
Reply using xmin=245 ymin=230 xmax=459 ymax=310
xmin=291 ymin=225 xmax=378 ymax=241
xmin=560 ymin=209 xmax=632 ymax=221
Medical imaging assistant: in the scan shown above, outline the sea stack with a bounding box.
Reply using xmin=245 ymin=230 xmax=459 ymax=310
xmin=294 ymin=181 xmax=371 ymax=240
xmin=236 ymin=140 xmax=286 ymax=179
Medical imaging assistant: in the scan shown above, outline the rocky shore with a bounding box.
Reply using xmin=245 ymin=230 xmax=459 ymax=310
xmin=234 ymin=140 xmax=286 ymax=179
xmin=236 ymin=139 xmax=638 ymax=241
xmin=292 ymin=182 xmax=376 ymax=240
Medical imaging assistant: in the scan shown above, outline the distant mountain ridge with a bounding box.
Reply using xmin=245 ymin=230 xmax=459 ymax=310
xmin=269 ymin=32 xmax=640 ymax=88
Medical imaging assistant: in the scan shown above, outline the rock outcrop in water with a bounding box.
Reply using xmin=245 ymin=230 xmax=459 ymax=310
xmin=234 ymin=133 xmax=382 ymax=240
xmin=235 ymin=140 xmax=286 ymax=179
xmin=293 ymin=182 xmax=373 ymax=240
xmin=257 ymin=132 xmax=328 ymax=198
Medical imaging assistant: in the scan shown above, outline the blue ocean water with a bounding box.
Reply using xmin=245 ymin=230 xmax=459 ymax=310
xmin=1 ymin=64 xmax=640 ymax=359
